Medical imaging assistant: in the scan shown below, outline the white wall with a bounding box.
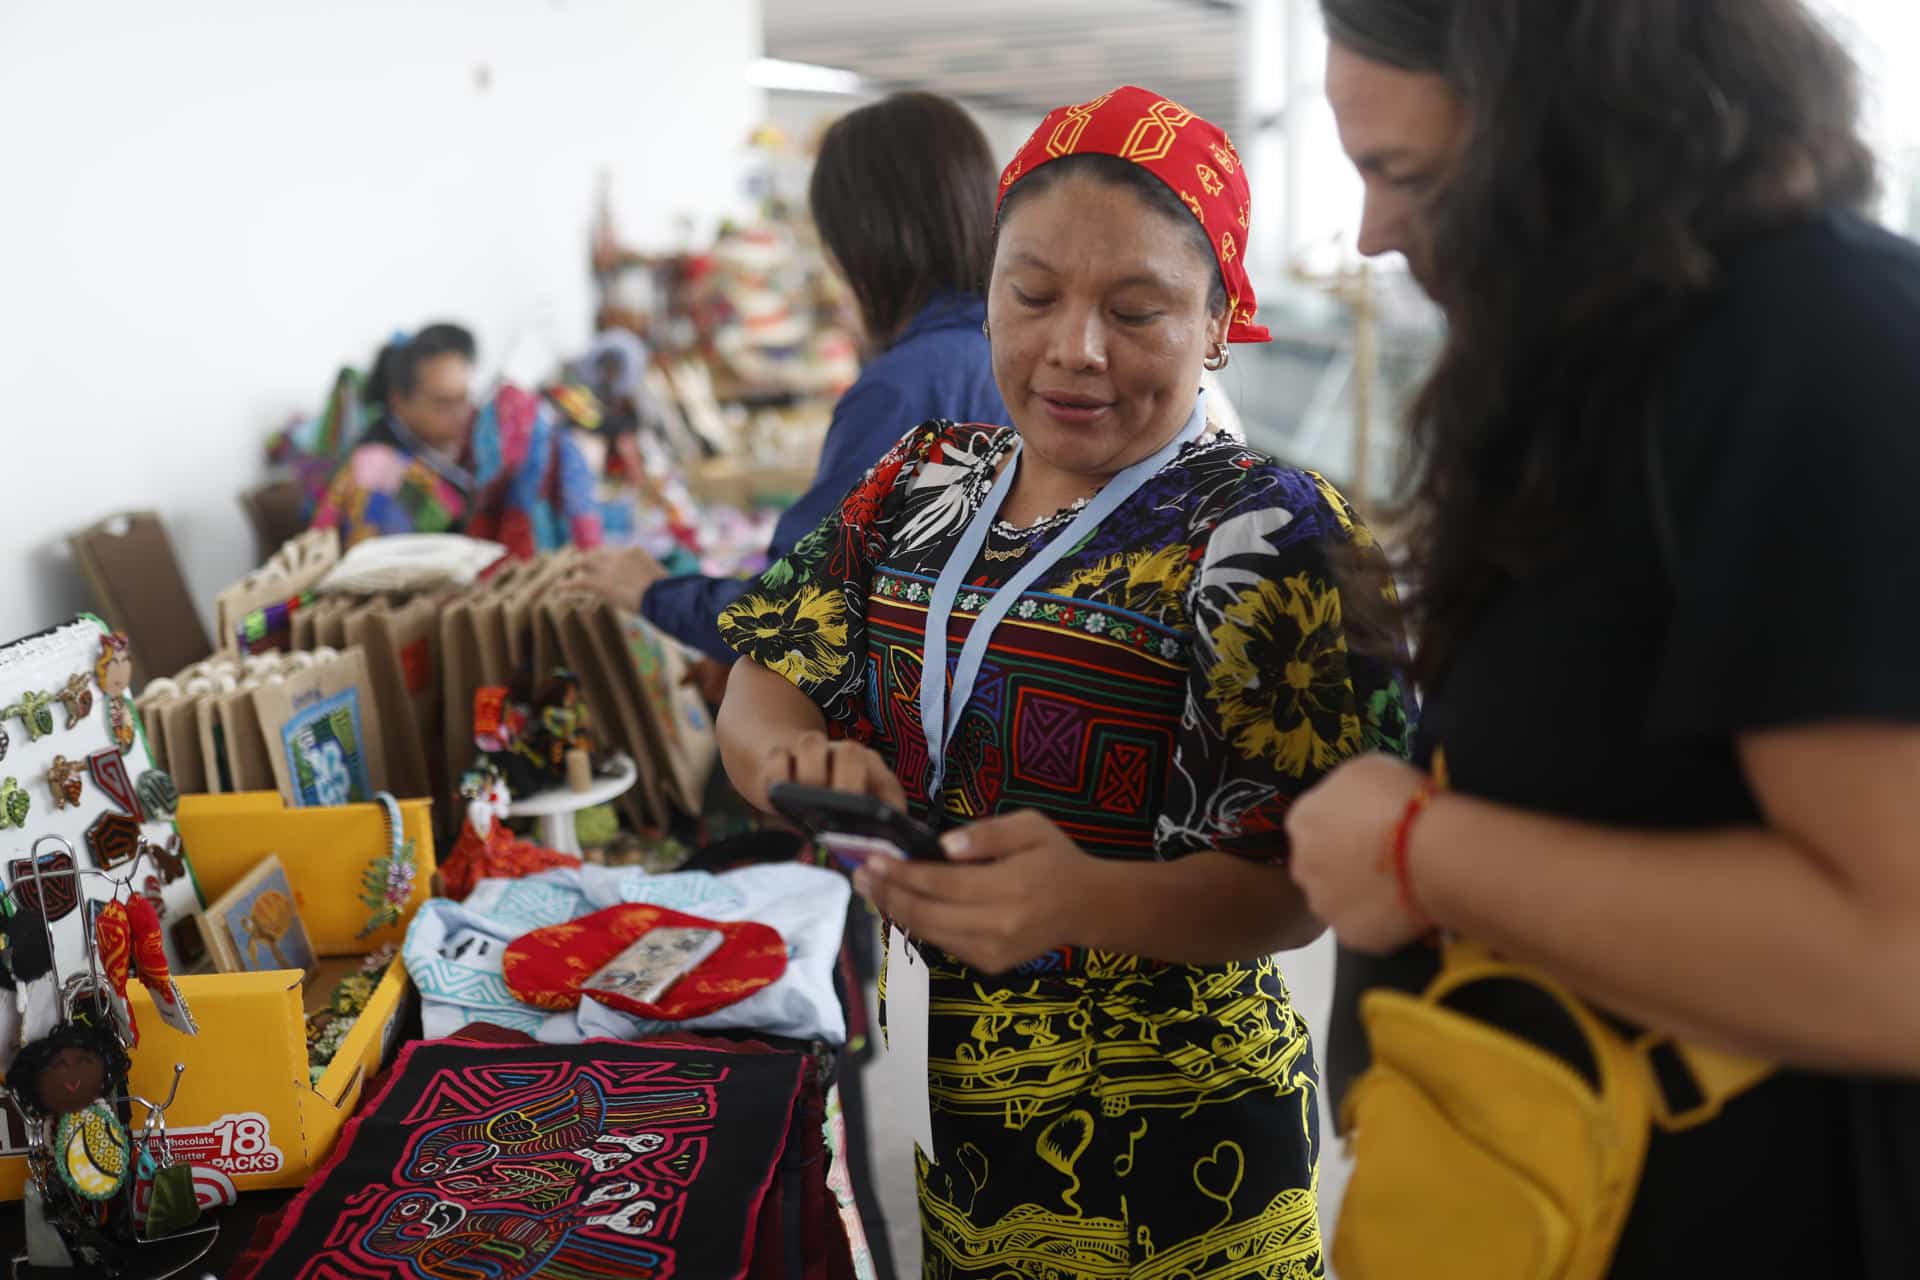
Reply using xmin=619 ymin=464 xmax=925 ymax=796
xmin=0 ymin=0 xmax=763 ymax=647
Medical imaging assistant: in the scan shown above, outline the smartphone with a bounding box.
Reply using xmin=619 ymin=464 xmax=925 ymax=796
xmin=767 ymin=782 xmax=947 ymax=870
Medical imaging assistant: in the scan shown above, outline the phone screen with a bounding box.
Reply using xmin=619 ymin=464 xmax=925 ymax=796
xmin=768 ymin=783 xmax=946 ymax=865
xmin=816 ymin=831 xmax=909 ymax=874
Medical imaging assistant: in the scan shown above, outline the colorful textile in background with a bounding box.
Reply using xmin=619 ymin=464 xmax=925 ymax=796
xmin=468 ymin=384 xmax=606 ymax=559
xmin=268 ymin=367 xmax=368 ymax=519
xmin=311 ymin=440 xmax=469 ymax=549
xmin=234 ymin=591 xmax=314 ymax=655
xmin=240 ymin=1039 xmax=806 ymax=1280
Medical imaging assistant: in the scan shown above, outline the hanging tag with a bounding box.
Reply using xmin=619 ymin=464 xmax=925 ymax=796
xmin=880 ymin=926 xmax=936 ymax=1162
xmin=128 ymin=894 xmax=196 ymax=1037
xmin=144 ymin=1164 xmax=202 ymax=1237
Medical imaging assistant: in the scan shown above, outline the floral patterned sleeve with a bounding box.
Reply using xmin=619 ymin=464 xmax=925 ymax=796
xmin=1157 ymin=469 xmax=1413 ymax=863
xmin=718 ymin=423 xmax=942 ymax=727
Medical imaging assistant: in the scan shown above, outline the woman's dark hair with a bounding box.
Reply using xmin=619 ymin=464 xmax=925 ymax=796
xmin=997 ymin=153 xmax=1229 ymax=318
xmin=1321 ymin=0 xmax=1876 ymax=685
xmin=809 ymin=92 xmax=999 ymax=344
xmin=364 ymin=322 xmax=477 ymax=406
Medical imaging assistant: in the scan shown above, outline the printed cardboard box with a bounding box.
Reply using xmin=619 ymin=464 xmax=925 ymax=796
xmin=0 ymin=794 xmax=432 ymax=1197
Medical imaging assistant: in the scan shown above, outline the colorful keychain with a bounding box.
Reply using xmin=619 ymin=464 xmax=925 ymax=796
xmin=128 ymin=894 xmax=196 ymax=1037
xmin=54 ymin=1102 xmax=129 ymax=1201
xmin=133 ymin=1103 xmax=202 ymax=1238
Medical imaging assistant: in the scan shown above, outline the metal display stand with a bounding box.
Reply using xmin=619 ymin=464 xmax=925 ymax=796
xmin=1 ymin=839 xmax=218 ymax=1277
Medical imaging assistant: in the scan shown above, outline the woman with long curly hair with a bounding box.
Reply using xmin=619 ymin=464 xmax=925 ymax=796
xmin=1285 ymin=2 xmax=1920 ymax=1276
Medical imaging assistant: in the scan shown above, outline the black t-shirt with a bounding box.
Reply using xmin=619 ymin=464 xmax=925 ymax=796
xmin=1330 ymin=210 xmax=1920 ymax=1278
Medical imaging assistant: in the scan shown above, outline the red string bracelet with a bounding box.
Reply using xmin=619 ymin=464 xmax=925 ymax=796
xmin=1389 ymin=784 xmax=1437 ymax=930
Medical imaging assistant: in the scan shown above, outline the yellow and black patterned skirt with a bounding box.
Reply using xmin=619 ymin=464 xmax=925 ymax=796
xmin=907 ymin=950 xmax=1323 ymax=1279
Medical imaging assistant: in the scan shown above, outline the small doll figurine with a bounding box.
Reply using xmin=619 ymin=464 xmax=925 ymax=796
xmin=474 ymin=685 xmax=548 ymax=796
xmin=436 ymin=762 xmax=580 ymax=901
xmin=539 ymin=671 xmax=593 ymax=755
xmin=95 ymin=633 xmax=135 ymax=753
xmin=5 ymin=1023 xmax=131 ymax=1118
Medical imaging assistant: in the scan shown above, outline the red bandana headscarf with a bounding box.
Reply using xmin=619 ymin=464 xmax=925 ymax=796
xmin=998 ymin=85 xmax=1270 ymax=345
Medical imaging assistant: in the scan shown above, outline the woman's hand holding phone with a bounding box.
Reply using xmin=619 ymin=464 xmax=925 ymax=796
xmin=759 ymin=730 xmax=909 ymax=813
xmin=854 ymin=810 xmax=1104 ymax=975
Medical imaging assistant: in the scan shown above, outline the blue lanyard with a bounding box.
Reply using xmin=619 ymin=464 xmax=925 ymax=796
xmin=919 ymin=393 xmax=1207 ymax=804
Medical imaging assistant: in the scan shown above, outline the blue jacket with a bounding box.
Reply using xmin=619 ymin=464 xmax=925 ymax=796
xmin=643 ymin=291 xmax=1007 ymax=661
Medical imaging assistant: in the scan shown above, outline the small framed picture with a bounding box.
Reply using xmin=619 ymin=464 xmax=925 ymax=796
xmin=197 ymin=854 xmax=316 ymax=982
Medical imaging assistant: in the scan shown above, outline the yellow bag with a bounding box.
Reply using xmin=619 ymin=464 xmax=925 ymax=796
xmin=1333 ymin=938 xmax=1773 ymax=1280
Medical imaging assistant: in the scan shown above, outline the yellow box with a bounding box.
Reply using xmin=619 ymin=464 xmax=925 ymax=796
xmin=175 ymin=792 xmax=434 ymax=956
xmin=0 ymin=794 xmax=433 ymax=1198
xmin=0 ymin=963 xmax=415 ymax=1199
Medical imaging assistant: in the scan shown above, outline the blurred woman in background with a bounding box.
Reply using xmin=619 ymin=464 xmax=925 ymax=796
xmin=312 ymin=322 xmax=479 ymax=547
xmin=1284 ymin=2 xmax=1920 ymax=1275
xmin=570 ymin=91 xmax=1008 ymax=664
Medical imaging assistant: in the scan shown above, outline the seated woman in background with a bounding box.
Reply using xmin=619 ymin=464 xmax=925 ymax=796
xmin=567 ymin=91 xmax=1008 ymax=662
xmin=716 ymin=86 xmax=1409 ymax=1278
xmin=312 ymin=323 xmax=479 ymax=547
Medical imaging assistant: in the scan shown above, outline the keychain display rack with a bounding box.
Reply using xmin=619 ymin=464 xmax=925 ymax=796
xmin=2 ymin=839 xmax=216 ymax=1277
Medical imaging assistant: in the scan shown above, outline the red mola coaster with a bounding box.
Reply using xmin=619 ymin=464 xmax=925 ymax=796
xmin=502 ymin=903 xmax=786 ymax=1021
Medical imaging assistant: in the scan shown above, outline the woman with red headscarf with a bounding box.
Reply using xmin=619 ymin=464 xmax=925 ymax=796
xmin=716 ymin=87 xmax=1408 ymax=1275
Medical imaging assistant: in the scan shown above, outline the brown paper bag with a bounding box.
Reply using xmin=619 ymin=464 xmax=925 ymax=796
xmin=314 ymin=597 xmax=354 ymax=651
xmin=343 ymin=599 xmax=438 ymax=799
xmin=585 ymin=604 xmax=716 ymax=818
xmin=291 ymin=602 xmax=321 ymax=651
xmin=217 ymin=687 xmax=278 ymax=794
xmin=646 ymin=618 xmax=719 ymax=813
xmin=439 ymin=599 xmax=485 ymax=805
xmin=251 ymin=649 xmax=389 ymax=807
xmin=509 ymin=555 xmax=580 ymax=680
xmin=551 ymin=596 xmax=664 ymax=830
xmin=529 ymin=594 xmax=576 ymax=715
xmin=136 ymin=692 xmax=178 ymax=774
xmin=162 ymin=694 xmax=210 ymax=795
xmin=470 ymin=589 xmax=514 ymax=688
xmin=195 ymin=695 xmax=228 ymax=795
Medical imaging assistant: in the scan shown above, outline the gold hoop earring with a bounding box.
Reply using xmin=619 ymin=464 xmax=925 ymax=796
xmin=1203 ymin=343 xmax=1230 ymax=372
xmin=981 ymin=319 xmax=991 ymax=339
